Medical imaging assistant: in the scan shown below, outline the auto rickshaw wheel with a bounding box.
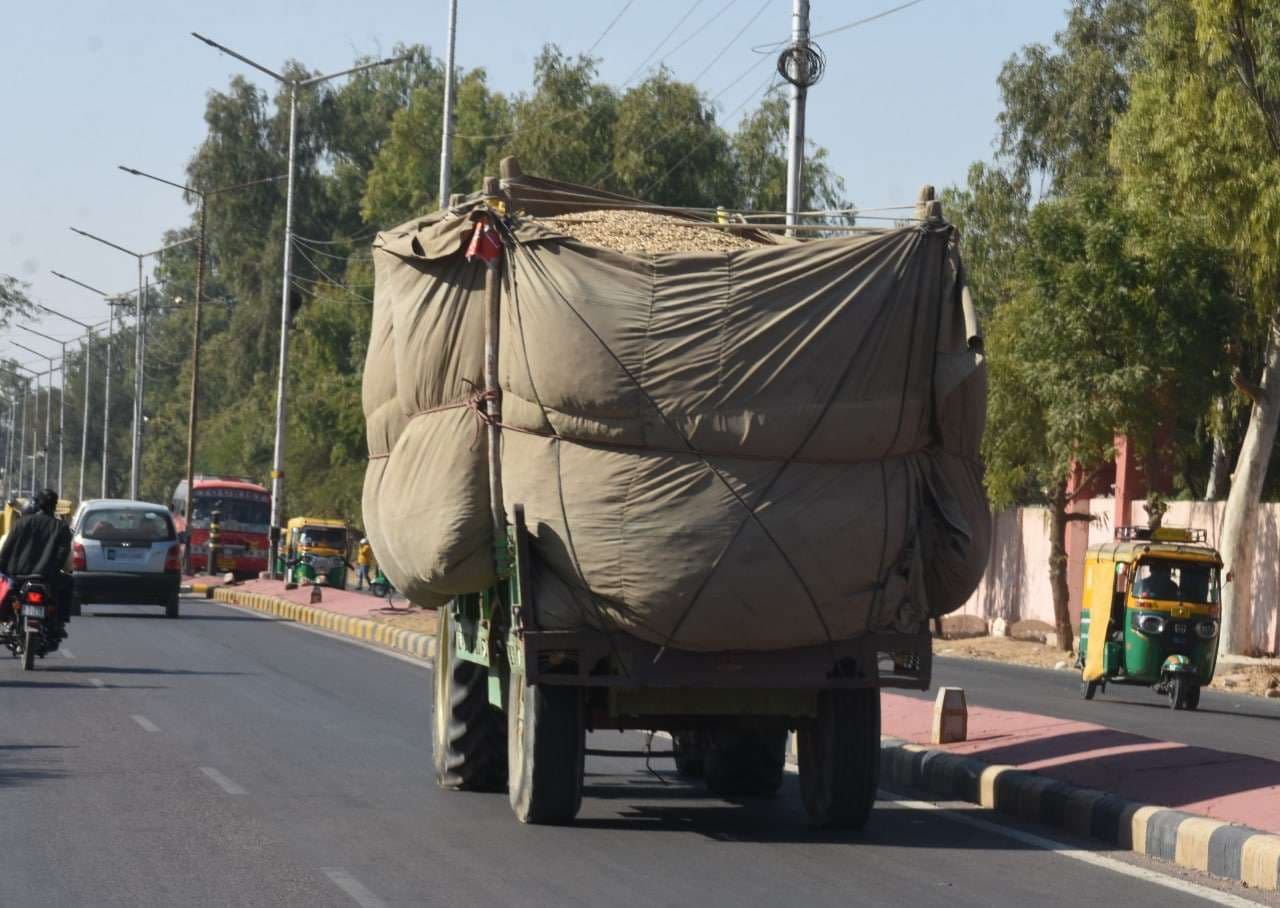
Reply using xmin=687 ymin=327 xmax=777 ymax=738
xmin=1168 ymin=674 xmax=1191 ymax=710
xmin=1081 ymin=679 xmax=1098 ymax=700
xmin=1185 ymin=683 xmax=1201 ymax=711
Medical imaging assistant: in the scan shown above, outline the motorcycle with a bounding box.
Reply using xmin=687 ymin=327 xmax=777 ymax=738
xmin=1 ymin=576 xmax=57 ymax=671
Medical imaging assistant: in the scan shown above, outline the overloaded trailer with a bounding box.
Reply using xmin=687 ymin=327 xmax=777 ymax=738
xmin=362 ymin=158 xmax=990 ymax=826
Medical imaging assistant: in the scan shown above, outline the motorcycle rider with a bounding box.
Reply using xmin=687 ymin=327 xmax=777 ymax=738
xmin=0 ymin=489 xmax=73 ymax=640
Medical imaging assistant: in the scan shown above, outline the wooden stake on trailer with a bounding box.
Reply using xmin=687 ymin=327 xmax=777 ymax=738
xmin=481 ymin=175 xmax=507 ymax=558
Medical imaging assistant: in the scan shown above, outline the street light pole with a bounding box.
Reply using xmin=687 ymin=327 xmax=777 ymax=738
xmin=192 ymin=33 xmax=410 ymax=577
xmin=439 ymin=0 xmax=459 ymax=206
xmin=33 ymin=300 xmax=101 ymax=502
xmin=119 ymin=168 xmax=284 ymax=565
xmin=68 ymin=229 xmax=196 ymax=499
xmin=16 ymin=326 xmax=71 ymax=496
xmin=12 ymin=345 xmax=57 ymax=489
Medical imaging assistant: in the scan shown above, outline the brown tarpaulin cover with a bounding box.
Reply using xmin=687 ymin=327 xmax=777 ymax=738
xmin=363 ymin=177 xmax=990 ymax=651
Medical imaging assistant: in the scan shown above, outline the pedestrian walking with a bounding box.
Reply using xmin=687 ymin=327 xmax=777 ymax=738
xmin=356 ymin=537 xmax=375 ymax=591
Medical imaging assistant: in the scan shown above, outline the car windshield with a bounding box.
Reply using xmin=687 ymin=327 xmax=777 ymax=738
xmin=191 ymin=493 xmax=270 ymax=529
xmin=1131 ymin=559 xmax=1220 ymax=604
xmin=298 ymin=528 xmax=346 ymax=550
xmin=81 ymin=508 xmax=175 ymax=542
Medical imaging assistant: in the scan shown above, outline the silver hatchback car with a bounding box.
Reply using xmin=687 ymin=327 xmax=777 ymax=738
xmin=70 ymin=500 xmax=182 ymax=618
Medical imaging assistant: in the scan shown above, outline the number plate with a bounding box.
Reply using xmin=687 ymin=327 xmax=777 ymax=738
xmin=106 ymin=547 xmax=146 ymax=563
xmin=23 ymin=604 xmax=45 ymax=618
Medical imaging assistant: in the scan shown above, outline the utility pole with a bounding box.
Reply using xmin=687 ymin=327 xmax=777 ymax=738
xmin=193 ymin=33 xmax=410 ymax=577
xmin=784 ymin=0 xmax=810 ymax=237
xmin=438 ymin=0 xmax=459 ymax=206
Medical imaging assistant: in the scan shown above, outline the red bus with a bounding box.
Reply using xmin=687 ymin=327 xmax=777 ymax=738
xmin=172 ymin=475 xmax=271 ymax=577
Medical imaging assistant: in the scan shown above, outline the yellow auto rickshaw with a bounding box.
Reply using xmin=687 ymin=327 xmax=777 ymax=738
xmin=279 ymin=517 xmax=349 ymax=589
xmin=1078 ymin=526 xmax=1222 ymax=710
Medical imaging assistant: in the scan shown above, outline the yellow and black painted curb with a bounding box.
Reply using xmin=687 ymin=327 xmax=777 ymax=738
xmin=210 ymin=587 xmax=437 ymax=663
xmin=881 ymin=738 xmax=1280 ymax=891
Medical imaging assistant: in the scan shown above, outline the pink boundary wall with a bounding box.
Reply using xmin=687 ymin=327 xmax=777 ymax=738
xmin=956 ymin=499 xmax=1280 ymax=656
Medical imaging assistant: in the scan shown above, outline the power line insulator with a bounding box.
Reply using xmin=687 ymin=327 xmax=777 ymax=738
xmin=776 ymin=39 xmax=825 ymax=89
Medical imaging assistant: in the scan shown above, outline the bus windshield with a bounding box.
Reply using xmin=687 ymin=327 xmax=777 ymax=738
xmin=191 ymin=492 xmax=270 ymax=529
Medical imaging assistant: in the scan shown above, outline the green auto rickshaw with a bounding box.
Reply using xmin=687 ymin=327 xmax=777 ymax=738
xmin=1078 ymin=526 xmax=1223 ymax=710
xmin=280 ymin=516 xmax=349 ymax=589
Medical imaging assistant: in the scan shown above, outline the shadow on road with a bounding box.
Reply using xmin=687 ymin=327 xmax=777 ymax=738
xmin=0 ymin=744 xmax=70 ymax=788
xmin=0 ymin=678 xmax=166 ymax=690
xmin=56 ymin=666 xmax=245 ymax=677
xmin=1090 ymin=695 xmax=1280 ymax=723
xmin=575 ymin=780 xmax=1047 ymax=848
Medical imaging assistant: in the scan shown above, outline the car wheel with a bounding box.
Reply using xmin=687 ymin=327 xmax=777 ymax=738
xmin=69 ymin=592 xmax=83 ymax=618
xmin=165 ymin=595 xmax=180 ymax=619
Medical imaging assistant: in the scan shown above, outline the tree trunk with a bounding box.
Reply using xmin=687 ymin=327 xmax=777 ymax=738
xmin=1047 ymin=482 xmax=1075 ymax=653
xmin=1219 ymin=317 xmax=1280 ymax=656
xmin=1205 ymin=397 xmax=1231 ymax=500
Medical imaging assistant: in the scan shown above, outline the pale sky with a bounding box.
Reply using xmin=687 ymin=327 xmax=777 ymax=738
xmin=0 ymin=0 xmax=1065 ymax=355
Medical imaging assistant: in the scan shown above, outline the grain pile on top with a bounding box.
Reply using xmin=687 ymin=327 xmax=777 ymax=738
xmin=538 ymin=208 xmax=765 ymax=254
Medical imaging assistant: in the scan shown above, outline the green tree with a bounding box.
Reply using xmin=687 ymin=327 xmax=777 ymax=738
xmin=610 ymin=69 xmax=738 ymax=207
xmin=507 ymin=47 xmax=618 ymax=187
xmin=984 ymin=184 xmax=1235 ymax=650
xmin=996 ymin=0 xmax=1148 ymax=193
xmin=940 ymin=163 xmax=1030 ymax=318
xmin=1112 ymin=0 xmax=1280 ymax=654
xmin=732 ymin=88 xmax=851 ymax=222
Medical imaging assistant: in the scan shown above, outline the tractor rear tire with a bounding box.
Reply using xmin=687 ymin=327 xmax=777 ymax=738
xmin=432 ymin=610 xmax=507 ymax=791
xmin=508 ymin=664 xmax=584 ymax=825
xmin=799 ymin=688 xmax=880 ymax=830
xmin=704 ymin=727 xmax=787 ymax=797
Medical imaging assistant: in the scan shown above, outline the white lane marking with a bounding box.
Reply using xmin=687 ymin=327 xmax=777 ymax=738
xmin=88 ymin=677 xmax=106 ymax=689
xmin=199 ymin=766 xmax=247 ymax=796
xmin=321 ymin=868 xmax=388 ymax=908
xmin=886 ymin=796 xmax=1262 ymax=907
xmin=209 ymin=599 xmax=432 ymax=669
xmin=130 ymin=714 xmax=160 ymax=733
xmin=59 ymin=648 xmax=74 ymax=659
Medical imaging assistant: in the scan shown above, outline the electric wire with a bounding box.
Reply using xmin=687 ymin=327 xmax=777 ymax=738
xmin=688 ymin=0 xmax=772 ymax=87
xmin=752 ymin=0 xmax=928 ymax=53
xmin=618 ymin=0 xmax=705 ymax=86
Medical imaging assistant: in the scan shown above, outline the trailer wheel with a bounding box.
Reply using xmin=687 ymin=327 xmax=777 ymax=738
xmin=432 ymin=609 xmax=506 ymax=791
xmin=704 ymin=728 xmax=786 ymax=797
xmin=508 ymin=664 xmax=584 ymax=825
xmin=672 ymin=732 xmax=705 ymax=779
xmin=799 ymin=688 xmax=880 ymax=829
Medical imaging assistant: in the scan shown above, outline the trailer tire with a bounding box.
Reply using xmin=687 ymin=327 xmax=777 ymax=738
xmin=672 ymin=732 xmax=705 ymax=779
xmin=799 ymin=688 xmax=880 ymax=829
xmin=508 ymin=665 xmax=584 ymax=825
xmin=432 ymin=609 xmax=507 ymax=791
xmin=704 ymin=728 xmax=786 ymax=797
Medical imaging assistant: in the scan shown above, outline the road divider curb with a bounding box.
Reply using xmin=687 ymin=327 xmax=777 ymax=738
xmin=879 ymin=738 xmax=1280 ymax=891
xmin=211 ymin=587 xmax=437 ymax=663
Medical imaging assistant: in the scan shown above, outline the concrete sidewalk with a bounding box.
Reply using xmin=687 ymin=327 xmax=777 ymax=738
xmin=882 ymin=693 xmax=1280 ymax=835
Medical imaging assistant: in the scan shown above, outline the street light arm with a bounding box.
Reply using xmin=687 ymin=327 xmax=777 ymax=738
xmin=10 ymin=343 xmax=58 ymax=365
xmin=192 ymin=32 xmax=286 ymax=83
xmin=118 ymin=165 xmax=193 ymax=196
xmin=15 ymin=325 xmax=71 ymax=346
xmin=143 ymin=235 xmax=199 ymax=258
xmin=301 ymin=54 xmax=414 ymax=86
xmin=49 ymin=272 xmax=110 ymax=301
xmin=35 ymin=299 xmax=95 ymax=331
xmin=70 ymin=227 xmax=139 ymax=259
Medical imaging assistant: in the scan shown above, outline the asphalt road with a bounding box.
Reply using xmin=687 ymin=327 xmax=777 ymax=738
xmin=912 ymin=656 xmax=1280 ymax=762
xmin=0 ymin=597 xmax=1269 ymax=908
